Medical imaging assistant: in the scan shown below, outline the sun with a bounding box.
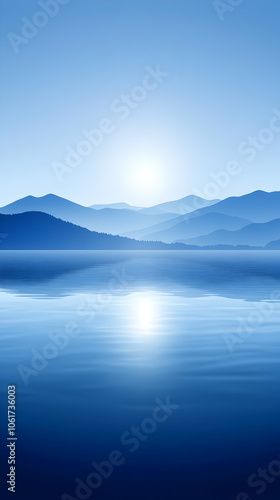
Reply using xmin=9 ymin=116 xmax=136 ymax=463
xmin=136 ymin=166 xmax=157 ymax=188
xmin=124 ymin=156 xmax=167 ymax=203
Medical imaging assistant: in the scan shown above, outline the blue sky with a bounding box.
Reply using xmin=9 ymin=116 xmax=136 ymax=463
xmin=1 ymin=0 xmax=280 ymax=207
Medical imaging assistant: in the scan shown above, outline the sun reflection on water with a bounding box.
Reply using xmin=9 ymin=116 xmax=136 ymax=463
xmin=137 ymin=297 xmax=154 ymax=330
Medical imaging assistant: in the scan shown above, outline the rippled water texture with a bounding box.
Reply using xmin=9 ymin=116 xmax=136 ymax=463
xmin=0 ymin=251 xmax=280 ymax=499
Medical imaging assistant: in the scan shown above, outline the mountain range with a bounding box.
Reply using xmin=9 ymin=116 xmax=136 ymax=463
xmin=90 ymin=195 xmax=218 ymax=215
xmin=124 ymin=212 xmax=251 ymax=243
xmin=123 ymin=191 xmax=280 ymax=246
xmin=89 ymin=202 xmax=142 ymax=211
xmin=0 ymin=194 xmax=176 ymax=235
xmin=179 ymin=218 xmax=280 ymax=247
xmin=0 ymin=190 xmax=280 ymax=250
xmin=0 ymin=212 xmax=188 ymax=250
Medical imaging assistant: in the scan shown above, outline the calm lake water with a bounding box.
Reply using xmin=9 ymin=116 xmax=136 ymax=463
xmin=0 ymin=251 xmax=280 ymax=500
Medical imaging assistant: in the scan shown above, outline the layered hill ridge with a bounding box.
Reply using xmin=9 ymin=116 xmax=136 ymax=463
xmin=0 ymin=212 xmax=187 ymax=250
xmin=124 ymin=191 xmax=280 ymax=244
xmin=138 ymin=195 xmax=219 ymax=215
xmin=0 ymin=194 xmax=177 ymax=235
xmin=179 ymin=218 xmax=280 ymax=247
xmin=125 ymin=212 xmax=252 ymax=243
xmin=0 ymin=190 xmax=280 ymax=249
xmin=182 ymin=190 xmax=280 ymax=223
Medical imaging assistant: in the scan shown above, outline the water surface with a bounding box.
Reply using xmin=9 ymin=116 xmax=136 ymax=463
xmin=0 ymin=251 xmax=280 ymax=500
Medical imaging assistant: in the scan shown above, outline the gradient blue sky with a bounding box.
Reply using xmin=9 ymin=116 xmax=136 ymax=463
xmin=1 ymin=0 xmax=280 ymax=207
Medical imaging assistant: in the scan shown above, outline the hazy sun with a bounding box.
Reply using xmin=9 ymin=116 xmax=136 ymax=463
xmin=125 ymin=156 xmax=166 ymax=202
xmin=136 ymin=166 xmax=157 ymax=188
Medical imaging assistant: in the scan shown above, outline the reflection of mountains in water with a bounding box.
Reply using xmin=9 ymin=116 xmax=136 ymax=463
xmin=0 ymin=251 xmax=280 ymax=302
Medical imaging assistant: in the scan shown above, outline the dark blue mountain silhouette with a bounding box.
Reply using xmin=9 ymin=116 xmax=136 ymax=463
xmin=0 ymin=212 xmax=190 ymax=250
xmin=1 ymin=190 xmax=280 ymax=249
xmin=0 ymin=195 xmax=177 ymax=235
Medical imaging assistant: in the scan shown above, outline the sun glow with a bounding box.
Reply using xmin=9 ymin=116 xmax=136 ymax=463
xmin=127 ymin=158 xmax=164 ymax=199
xmin=135 ymin=165 xmax=158 ymax=189
xmin=138 ymin=297 xmax=154 ymax=330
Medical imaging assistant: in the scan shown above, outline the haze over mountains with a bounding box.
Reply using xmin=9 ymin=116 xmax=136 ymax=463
xmin=0 ymin=212 xmax=187 ymax=250
xmin=0 ymin=194 xmax=176 ymax=235
xmin=90 ymin=196 xmax=219 ymax=215
xmin=181 ymin=218 xmax=280 ymax=247
xmin=0 ymin=190 xmax=280 ymax=250
xmin=138 ymin=195 xmax=219 ymax=215
xmin=183 ymin=190 xmax=280 ymax=223
xmin=125 ymin=191 xmax=280 ymax=245
xmin=90 ymin=202 xmax=142 ymax=211
xmin=125 ymin=212 xmax=251 ymax=243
